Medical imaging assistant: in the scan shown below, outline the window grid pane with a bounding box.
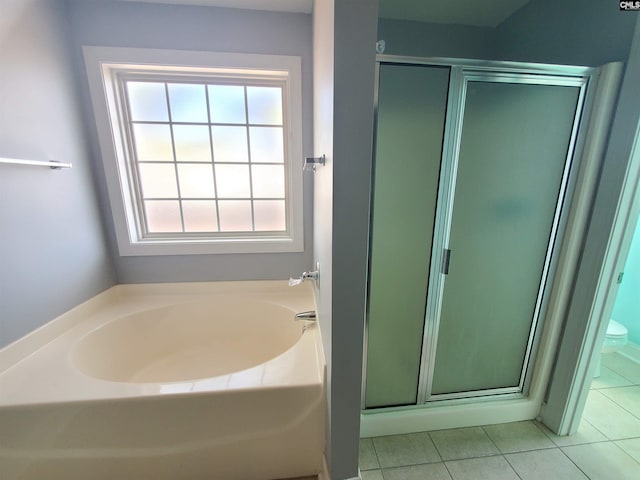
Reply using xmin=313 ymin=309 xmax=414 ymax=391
xmin=125 ymin=79 xmax=287 ymax=236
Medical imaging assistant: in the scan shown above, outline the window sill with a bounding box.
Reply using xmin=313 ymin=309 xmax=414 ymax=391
xmin=116 ymin=235 xmax=304 ymax=256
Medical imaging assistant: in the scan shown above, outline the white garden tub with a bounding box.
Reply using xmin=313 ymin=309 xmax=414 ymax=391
xmin=0 ymin=281 xmax=325 ymax=480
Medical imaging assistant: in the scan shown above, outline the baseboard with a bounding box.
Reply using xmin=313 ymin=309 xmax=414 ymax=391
xmin=316 ymin=455 xmax=361 ymax=480
xmin=318 ymin=455 xmax=330 ymax=480
xmin=619 ymin=341 xmax=640 ymax=364
xmin=361 ymin=396 xmax=542 ymax=437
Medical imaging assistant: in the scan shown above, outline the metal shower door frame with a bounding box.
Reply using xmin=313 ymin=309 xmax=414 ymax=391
xmin=362 ymin=56 xmax=595 ymax=412
xmin=419 ymin=66 xmax=590 ymax=404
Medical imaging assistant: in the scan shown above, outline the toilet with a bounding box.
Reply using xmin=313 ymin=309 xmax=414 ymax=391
xmin=602 ymin=319 xmax=629 ymax=352
xmin=594 ymin=319 xmax=628 ymax=378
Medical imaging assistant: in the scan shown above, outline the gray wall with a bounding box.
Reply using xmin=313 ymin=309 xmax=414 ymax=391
xmin=378 ymin=18 xmax=497 ymax=59
xmin=496 ymin=0 xmax=637 ymax=66
xmin=66 ymin=0 xmax=314 ymax=283
xmin=313 ymin=0 xmax=378 ymax=478
xmin=539 ymin=18 xmax=640 ymax=432
xmin=0 ymin=0 xmax=114 ymax=348
xmin=312 ymin=0 xmax=335 ymax=471
xmin=378 ymin=0 xmax=637 ymax=66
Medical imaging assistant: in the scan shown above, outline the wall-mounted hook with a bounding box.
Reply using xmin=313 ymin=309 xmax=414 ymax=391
xmin=303 ymin=154 xmax=326 ymax=172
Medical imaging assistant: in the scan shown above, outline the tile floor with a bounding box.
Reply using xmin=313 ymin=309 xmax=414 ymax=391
xmin=359 ymin=351 xmax=640 ymax=479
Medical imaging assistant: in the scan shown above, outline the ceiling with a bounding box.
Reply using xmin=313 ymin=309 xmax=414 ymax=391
xmin=115 ymin=0 xmax=313 ymax=14
xmin=114 ymin=0 xmax=530 ymax=28
xmin=379 ymin=0 xmax=531 ymax=28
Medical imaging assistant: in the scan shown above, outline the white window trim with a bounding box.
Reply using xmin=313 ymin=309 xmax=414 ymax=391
xmin=83 ymin=46 xmax=304 ymax=255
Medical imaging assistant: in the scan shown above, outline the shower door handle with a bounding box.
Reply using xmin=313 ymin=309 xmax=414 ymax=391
xmin=442 ymin=249 xmax=451 ymax=275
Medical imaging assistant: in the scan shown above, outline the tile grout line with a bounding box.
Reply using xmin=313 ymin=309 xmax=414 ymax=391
xmin=369 ymin=437 xmax=382 ymax=472
xmin=441 ymin=459 xmax=455 ymax=480
xmin=607 ymin=440 xmax=640 ymax=470
xmin=363 ymin=404 xmax=640 ymax=476
xmin=598 ymin=385 xmax=640 ymax=421
xmin=426 ymin=430 xmax=445 ymax=463
xmin=586 ymin=390 xmax=640 ymax=440
xmin=556 ymin=442 xmax=593 ymax=480
xmin=579 ymin=414 xmax=612 ymax=442
xmin=480 ymin=424 xmax=502 ymax=454
xmin=610 ymin=440 xmax=640 ymax=467
xmin=602 ymin=353 xmax=640 ymax=384
xmin=425 ymin=431 xmax=455 ymax=480
xmin=504 ymin=422 xmax=589 ymax=479
xmin=501 ymin=453 xmax=527 ymax=480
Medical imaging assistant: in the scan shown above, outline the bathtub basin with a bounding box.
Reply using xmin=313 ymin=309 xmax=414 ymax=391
xmin=0 ymin=281 xmax=325 ymax=480
xmin=72 ymin=300 xmax=303 ymax=383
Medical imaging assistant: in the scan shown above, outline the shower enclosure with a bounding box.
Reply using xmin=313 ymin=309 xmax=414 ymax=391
xmin=363 ymin=57 xmax=594 ymax=413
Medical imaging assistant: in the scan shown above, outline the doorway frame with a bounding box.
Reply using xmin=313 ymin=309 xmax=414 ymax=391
xmin=361 ymin=55 xmax=624 ymax=436
xmin=541 ymin=17 xmax=640 ymax=435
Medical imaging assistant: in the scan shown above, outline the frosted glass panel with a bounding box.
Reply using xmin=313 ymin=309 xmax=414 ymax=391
xmin=431 ymin=81 xmax=580 ymax=395
xmin=218 ymin=200 xmax=252 ymax=231
xmin=133 ymin=124 xmax=173 ymax=162
xmin=254 ymin=200 xmax=286 ymax=231
xmin=365 ymin=64 xmax=450 ymax=408
xmin=211 ymin=126 xmax=249 ymax=163
xmin=126 ymin=82 xmax=168 ymax=121
xmin=209 ymin=85 xmax=246 ymax=124
xmin=144 ymin=200 xmax=182 ymax=232
xmin=182 ymin=200 xmax=218 ymax=232
xmin=168 ymin=83 xmax=208 ymax=123
xmin=249 ymin=127 xmax=284 ymax=163
xmin=251 ymin=165 xmax=284 ymax=198
xmin=247 ymin=87 xmax=282 ymax=125
xmin=177 ymin=164 xmax=215 ymax=198
xmin=138 ymin=163 xmax=178 ymax=198
xmin=215 ymin=165 xmax=251 ymax=198
xmin=173 ymin=125 xmax=211 ymax=162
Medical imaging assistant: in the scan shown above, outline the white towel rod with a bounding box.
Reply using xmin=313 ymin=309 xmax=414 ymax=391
xmin=0 ymin=157 xmax=72 ymax=169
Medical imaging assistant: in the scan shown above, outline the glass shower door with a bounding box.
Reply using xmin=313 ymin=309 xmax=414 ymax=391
xmin=427 ymin=75 xmax=583 ymax=399
xmin=364 ymin=60 xmax=592 ymax=411
xmin=364 ymin=64 xmax=449 ymax=408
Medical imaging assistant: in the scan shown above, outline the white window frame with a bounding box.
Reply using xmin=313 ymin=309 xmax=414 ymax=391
xmin=83 ymin=46 xmax=303 ymax=255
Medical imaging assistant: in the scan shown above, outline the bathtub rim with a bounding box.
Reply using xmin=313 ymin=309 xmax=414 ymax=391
xmin=0 ymin=281 xmax=322 ymax=408
xmin=0 ymin=280 xmax=313 ymax=371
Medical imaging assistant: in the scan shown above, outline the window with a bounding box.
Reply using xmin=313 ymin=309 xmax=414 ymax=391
xmin=84 ymin=47 xmax=303 ymax=255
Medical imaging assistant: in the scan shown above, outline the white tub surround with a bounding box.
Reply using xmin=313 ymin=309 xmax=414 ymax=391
xmin=0 ymin=281 xmax=325 ymax=480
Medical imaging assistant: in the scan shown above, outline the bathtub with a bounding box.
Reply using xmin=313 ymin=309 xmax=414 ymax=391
xmin=0 ymin=281 xmax=325 ymax=480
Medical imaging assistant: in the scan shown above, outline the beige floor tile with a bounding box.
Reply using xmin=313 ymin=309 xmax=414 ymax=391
xmin=429 ymin=426 xmax=499 ymax=461
xmin=482 ymin=421 xmax=555 ymax=453
xmin=505 ymin=448 xmax=588 ymax=480
xmin=372 ymin=432 xmax=441 ymax=468
xmin=445 ymin=456 xmax=519 ymax=480
xmin=620 ymin=343 xmax=640 ymax=363
xmin=360 ymin=438 xmax=380 ymax=470
xmin=600 ymin=385 xmax=640 ymax=418
xmin=615 ymin=438 xmax=640 ymax=463
xmin=537 ymin=419 xmax=607 ymax=446
xmin=591 ymin=365 xmax=634 ymax=389
xmin=360 ymin=470 xmax=384 ymax=480
xmin=562 ymin=441 xmax=640 ymax=480
xmin=583 ymin=390 xmax=640 ymax=439
xmin=601 ymin=352 xmax=640 ymax=383
xmin=382 ymin=462 xmax=452 ymax=480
